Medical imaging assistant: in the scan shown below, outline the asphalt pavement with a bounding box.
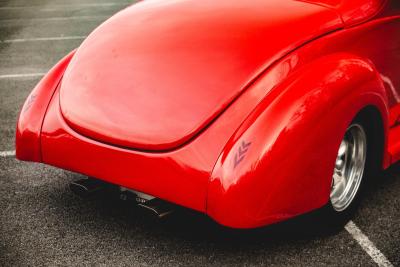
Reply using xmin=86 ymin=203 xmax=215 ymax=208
xmin=0 ymin=0 xmax=398 ymax=266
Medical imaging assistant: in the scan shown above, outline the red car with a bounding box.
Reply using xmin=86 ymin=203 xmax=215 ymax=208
xmin=16 ymin=0 xmax=400 ymax=229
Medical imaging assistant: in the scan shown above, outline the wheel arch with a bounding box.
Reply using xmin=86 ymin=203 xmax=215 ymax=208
xmin=353 ymin=105 xmax=387 ymax=173
xmin=206 ymin=53 xmax=390 ymax=228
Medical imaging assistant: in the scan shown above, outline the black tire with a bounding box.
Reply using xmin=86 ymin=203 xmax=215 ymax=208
xmin=319 ymin=111 xmax=382 ymax=231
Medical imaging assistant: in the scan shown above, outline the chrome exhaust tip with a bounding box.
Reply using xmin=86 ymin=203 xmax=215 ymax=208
xmin=137 ymin=198 xmax=175 ymax=218
xmin=69 ymin=178 xmax=105 ymax=198
xmin=70 ymin=181 xmax=175 ymax=218
xmin=120 ymin=187 xmax=174 ymax=218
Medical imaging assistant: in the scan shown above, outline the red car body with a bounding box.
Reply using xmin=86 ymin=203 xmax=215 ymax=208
xmin=16 ymin=0 xmax=400 ymax=228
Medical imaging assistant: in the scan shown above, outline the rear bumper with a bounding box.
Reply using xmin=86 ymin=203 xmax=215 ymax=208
xmin=39 ymin=89 xmax=216 ymax=212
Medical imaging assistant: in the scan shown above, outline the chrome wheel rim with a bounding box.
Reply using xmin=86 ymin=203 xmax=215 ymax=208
xmin=330 ymin=124 xmax=367 ymax=212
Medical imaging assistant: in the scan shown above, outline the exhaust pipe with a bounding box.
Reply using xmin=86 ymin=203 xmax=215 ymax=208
xmin=70 ymin=178 xmax=105 ymax=198
xmin=120 ymin=187 xmax=174 ymax=218
xmin=137 ymin=198 xmax=175 ymax=218
xmin=70 ymin=181 xmax=175 ymax=218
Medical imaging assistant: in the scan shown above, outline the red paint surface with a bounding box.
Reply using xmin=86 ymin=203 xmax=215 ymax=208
xmin=16 ymin=0 xmax=400 ymax=228
xmin=16 ymin=51 xmax=75 ymax=162
xmin=60 ymin=0 xmax=341 ymax=151
xmin=301 ymin=0 xmax=386 ymax=26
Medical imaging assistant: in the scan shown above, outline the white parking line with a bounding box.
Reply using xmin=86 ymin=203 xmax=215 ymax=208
xmin=0 ymin=73 xmax=45 ymax=79
xmin=1 ymin=15 xmax=109 ymax=23
xmin=345 ymin=221 xmax=394 ymax=267
xmin=0 ymin=150 xmax=16 ymax=158
xmin=0 ymin=3 xmax=129 ymax=10
xmin=1 ymin=36 xmax=86 ymax=43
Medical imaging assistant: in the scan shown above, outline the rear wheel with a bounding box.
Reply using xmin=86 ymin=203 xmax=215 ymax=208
xmin=330 ymin=123 xmax=367 ymax=212
xmin=321 ymin=113 xmax=381 ymax=230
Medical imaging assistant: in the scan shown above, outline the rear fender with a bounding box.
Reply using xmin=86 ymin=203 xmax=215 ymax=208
xmin=16 ymin=50 xmax=76 ymax=162
xmin=207 ymin=53 xmax=389 ymax=228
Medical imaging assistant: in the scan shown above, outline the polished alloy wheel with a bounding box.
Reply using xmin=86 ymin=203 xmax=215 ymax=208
xmin=330 ymin=124 xmax=367 ymax=212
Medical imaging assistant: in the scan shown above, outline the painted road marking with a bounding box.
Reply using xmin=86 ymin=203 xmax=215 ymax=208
xmin=1 ymin=36 xmax=86 ymax=43
xmin=345 ymin=221 xmax=394 ymax=267
xmin=0 ymin=151 xmax=16 ymax=158
xmin=0 ymin=3 xmax=129 ymax=10
xmin=0 ymin=73 xmax=45 ymax=79
xmin=0 ymin=15 xmax=109 ymax=22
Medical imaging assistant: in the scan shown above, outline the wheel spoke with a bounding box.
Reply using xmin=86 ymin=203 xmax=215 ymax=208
xmin=338 ymin=140 xmax=348 ymax=157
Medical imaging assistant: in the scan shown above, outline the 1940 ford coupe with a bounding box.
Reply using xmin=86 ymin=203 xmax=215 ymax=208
xmin=16 ymin=0 xmax=400 ymax=229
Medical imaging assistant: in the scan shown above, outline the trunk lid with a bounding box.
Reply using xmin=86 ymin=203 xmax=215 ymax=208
xmin=60 ymin=0 xmax=342 ymax=151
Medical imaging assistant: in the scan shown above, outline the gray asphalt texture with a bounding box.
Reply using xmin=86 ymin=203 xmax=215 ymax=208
xmin=0 ymin=0 xmax=399 ymax=266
